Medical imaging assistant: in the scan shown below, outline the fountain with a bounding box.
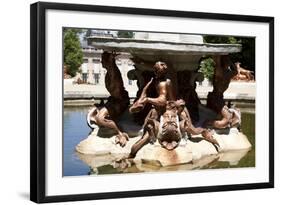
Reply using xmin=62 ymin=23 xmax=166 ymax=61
xmin=75 ymin=32 xmax=251 ymax=168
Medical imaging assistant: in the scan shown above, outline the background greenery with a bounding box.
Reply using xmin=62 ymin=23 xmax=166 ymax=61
xmin=63 ymin=28 xmax=83 ymax=77
xmin=117 ymin=31 xmax=134 ymax=38
xmin=199 ymin=35 xmax=255 ymax=81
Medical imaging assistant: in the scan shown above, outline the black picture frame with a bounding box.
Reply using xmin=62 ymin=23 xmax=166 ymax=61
xmin=30 ymin=1 xmax=274 ymax=203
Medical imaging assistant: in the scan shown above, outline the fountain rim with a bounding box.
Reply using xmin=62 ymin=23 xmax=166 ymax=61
xmin=87 ymin=36 xmax=242 ymax=55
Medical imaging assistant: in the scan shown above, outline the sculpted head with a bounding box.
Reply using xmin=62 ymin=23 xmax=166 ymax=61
xmin=153 ymin=61 xmax=168 ymax=79
xmin=158 ymin=102 xmax=181 ymax=150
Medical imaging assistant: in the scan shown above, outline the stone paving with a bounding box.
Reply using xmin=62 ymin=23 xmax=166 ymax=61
xmin=196 ymin=81 xmax=255 ymax=101
xmin=64 ymin=80 xmax=255 ymax=102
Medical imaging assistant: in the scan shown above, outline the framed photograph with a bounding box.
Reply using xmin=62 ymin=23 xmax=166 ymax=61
xmin=30 ymin=1 xmax=274 ymax=203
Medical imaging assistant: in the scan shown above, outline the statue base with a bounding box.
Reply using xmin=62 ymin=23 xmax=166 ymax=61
xmin=76 ymin=127 xmax=251 ymax=168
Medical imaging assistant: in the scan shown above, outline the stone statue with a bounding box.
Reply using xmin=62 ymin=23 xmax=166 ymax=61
xmin=87 ymin=52 xmax=130 ymax=147
xmin=232 ymin=62 xmax=254 ymax=81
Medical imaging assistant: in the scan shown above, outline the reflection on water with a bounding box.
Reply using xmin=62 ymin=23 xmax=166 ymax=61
xmin=63 ymin=107 xmax=92 ymax=176
xmin=63 ymin=107 xmax=255 ymax=176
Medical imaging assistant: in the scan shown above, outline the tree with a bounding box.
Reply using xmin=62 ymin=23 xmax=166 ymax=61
xmin=204 ymin=36 xmax=238 ymax=44
xmin=199 ymin=57 xmax=215 ymax=82
xmin=63 ymin=29 xmax=83 ymax=77
xmin=204 ymin=35 xmax=255 ymax=72
xmin=117 ymin=31 xmax=134 ymax=38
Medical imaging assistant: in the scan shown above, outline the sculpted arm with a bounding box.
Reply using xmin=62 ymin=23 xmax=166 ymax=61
xmin=145 ymin=82 xmax=167 ymax=107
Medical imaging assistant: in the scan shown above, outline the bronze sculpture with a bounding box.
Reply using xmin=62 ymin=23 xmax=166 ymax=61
xmin=87 ymin=52 xmax=241 ymax=157
xmin=207 ymin=55 xmax=238 ymax=114
xmin=87 ymin=52 xmax=130 ymax=147
xmin=130 ymin=61 xmax=176 ymax=113
xmin=205 ymin=105 xmax=241 ymax=129
xmin=129 ymin=61 xmax=218 ymax=157
xmin=232 ymin=62 xmax=254 ymax=81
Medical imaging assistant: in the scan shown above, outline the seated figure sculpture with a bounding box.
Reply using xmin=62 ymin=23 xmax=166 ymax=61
xmin=87 ymin=52 xmax=130 ymax=147
xmin=129 ymin=61 xmax=218 ymax=157
xmin=130 ymin=61 xmax=176 ymax=113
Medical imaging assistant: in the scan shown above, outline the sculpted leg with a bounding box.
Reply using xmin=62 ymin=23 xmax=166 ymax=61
xmin=208 ymin=105 xmax=241 ymax=129
xmin=129 ymin=132 xmax=150 ymax=158
xmin=88 ymin=107 xmax=129 ymax=147
xmin=129 ymin=122 xmax=159 ymax=158
xmin=179 ymin=107 xmax=219 ymax=146
xmin=129 ymin=109 xmax=159 ymax=157
xmin=210 ymin=106 xmax=232 ymax=129
xmin=180 ymin=107 xmax=205 ymax=135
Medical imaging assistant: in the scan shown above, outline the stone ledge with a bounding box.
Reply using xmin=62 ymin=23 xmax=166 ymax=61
xmin=89 ymin=37 xmax=242 ymax=55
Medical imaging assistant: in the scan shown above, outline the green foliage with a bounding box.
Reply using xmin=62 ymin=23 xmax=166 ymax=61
xmin=117 ymin=31 xmax=134 ymax=38
xmin=63 ymin=29 xmax=83 ymax=77
xmin=204 ymin=35 xmax=255 ymax=71
xmin=204 ymin=36 xmax=238 ymax=44
xmin=199 ymin=57 xmax=215 ymax=82
xmin=232 ymin=38 xmax=255 ymax=70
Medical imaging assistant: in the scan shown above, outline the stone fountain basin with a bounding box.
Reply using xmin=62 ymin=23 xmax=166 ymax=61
xmin=88 ymin=36 xmax=242 ymax=71
xmin=88 ymin=37 xmax=241 ymax=55
xmin=76 ymin=127 xmax=251 ymax=167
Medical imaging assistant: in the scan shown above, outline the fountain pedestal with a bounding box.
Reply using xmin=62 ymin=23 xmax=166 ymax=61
xmin=76 ymin=126 xmax=251 ymax=167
